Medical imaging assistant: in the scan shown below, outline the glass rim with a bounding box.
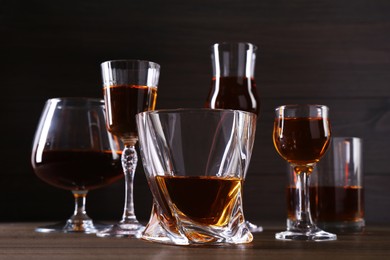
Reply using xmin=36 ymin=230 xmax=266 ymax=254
xmin=275 ymin=104 xmax=329 ymax=111
xmin=211 ymin=42 xmax=258 ymax=51
xmin=332 ymin=136 xmax=362 ymax=142
xmin=46 ymin=97 xmax=104 ymax=104
xmin=100 ymin=59 xmax=160 ymax=69
xmin=137 ymin=108 xmax=257 ymax=117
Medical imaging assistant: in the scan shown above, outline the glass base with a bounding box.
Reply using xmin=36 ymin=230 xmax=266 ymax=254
xmin=245 ymin=221 xmax=263 ymax=233
xmin=275 ymin=226 xmax=337 ymax=241
xmin=287 ymin=218 xmax=365 ymax=234
xmin=96 ymin=222 xmax=145 ymax=238
xmin=35 ymin=220 xmax=109 ymax=234
xmin=141 ymin=205 xmax=253 ymax=245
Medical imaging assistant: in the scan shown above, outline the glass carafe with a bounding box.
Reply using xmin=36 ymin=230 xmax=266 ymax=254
xmin=205 ymin=42 xmax=260 ymax=116
xmin=205 ymin=42 xmax=262 ymax=232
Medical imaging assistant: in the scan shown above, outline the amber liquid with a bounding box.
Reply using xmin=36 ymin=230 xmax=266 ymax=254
xmin=287 ymin=186 xmax=365 ymax=222
xmin=273 ymin=117 xmax=330 ymax=165
xmin=103 ymin=84 xmax=157 ymax=140
xmin=32 ymin=150 xmax=123 ymax=191
xmin=205 ymin=76 xmax=260 ymax=116
xmin=155 ymin=176 xmax=242 ymax=226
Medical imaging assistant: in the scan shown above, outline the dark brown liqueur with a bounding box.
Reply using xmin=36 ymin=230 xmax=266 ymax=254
xmin=32 ymin=150 xmax=123 ymax=191
xmin=155 ymin=176 xmax=242 ymax=226
xmin=273 ymin=117 xmax=330 ymax=165
xmin=205 ymin=76 xmax=260 ymax=115
xmin=103 ymin=84 xmax=157 ymax=139
xmin=287 ymin=186 xmax=365 ymax=222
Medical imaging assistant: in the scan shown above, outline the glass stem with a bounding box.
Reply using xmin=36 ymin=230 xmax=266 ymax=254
xmin=294 ymin=166 xmax=314 ymax=229
xmin=121 ymin=144 xmax=138 ymax=223
xmin=71 ymin=190 xmax=90 ymax=221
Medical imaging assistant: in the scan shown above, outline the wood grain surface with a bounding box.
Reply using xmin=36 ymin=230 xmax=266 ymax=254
xmin=0 ymin=223 xmax=389 ymax=259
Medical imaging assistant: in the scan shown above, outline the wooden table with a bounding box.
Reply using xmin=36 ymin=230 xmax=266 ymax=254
xmin=0 ymin=223 xmax=389 ymax=259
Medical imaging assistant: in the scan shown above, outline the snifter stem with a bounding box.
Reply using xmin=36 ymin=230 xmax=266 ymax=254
xmin=72 ymin=190 xmax=89 ymax=219
xmin=62 ymin=190 xmax=98 ymax=233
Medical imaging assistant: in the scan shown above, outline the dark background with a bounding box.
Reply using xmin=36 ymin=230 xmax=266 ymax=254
xmin=1 ymin=0 xmax=389 ymax=225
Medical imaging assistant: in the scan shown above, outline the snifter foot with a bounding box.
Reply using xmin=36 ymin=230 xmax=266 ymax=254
xmin=275 ymin=226 xmax=337 ymax=241
xmin=35 ymin=220 xmax=109 ymax=234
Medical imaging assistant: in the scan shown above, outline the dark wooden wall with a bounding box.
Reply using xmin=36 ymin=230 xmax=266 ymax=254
xmin=1 ymin=0 xmax=390 ymax=224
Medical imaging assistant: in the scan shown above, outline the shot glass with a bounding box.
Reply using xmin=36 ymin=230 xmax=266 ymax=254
xmin=136 ymin=108 xmax=257 ymax=245
xmin=286 ymin=137 xmax=365 ymax=233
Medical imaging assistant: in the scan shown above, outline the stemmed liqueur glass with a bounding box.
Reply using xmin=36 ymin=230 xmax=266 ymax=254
xmin=31 ymin=98 xmax=123 ymax=233
xmin=205 ymin=42 xmax=262 ymax=232
xmin=272 ymin=104 xmax=336 ymax=241
xmin=97 ymin=60 xmax=160 ymax=238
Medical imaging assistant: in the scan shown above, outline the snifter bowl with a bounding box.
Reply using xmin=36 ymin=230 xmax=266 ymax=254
xmin=136 ymin=108 xmax=257 ymax=245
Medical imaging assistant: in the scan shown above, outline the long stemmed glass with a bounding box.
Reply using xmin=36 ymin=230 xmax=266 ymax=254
xmin=97 ymin=60 xmax=160 ymax=238
xmin=31 ymin=97 xmax=123 ymax=233
xmin=272 ymin=104 xmax=337 ymax=241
